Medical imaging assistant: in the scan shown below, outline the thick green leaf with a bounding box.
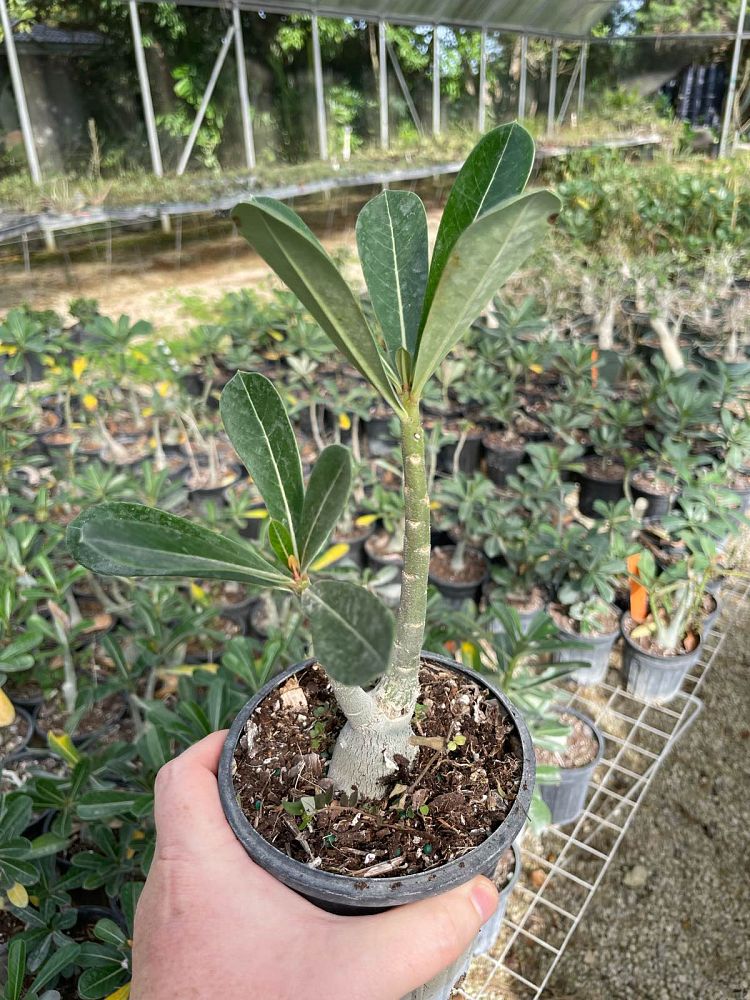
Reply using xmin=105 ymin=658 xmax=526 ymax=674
xmin=302 ymin=580 xmax=393 ymax=686
xmin=356 ymin=190 xmax=428 ymax=357
xmin=67 ymin=503 xmax=292 ymax=590
xmin=5 ymin=938 xmax=25 ymax=1000
xmin=219 ymin=372 xmax=303 ymax=541
xmin=299 ymin=445 xmax=351 ymax=570
xmin=268 ymin=519 xmax=295 ymax=569
xmin=76 ymin=790 xmax=141 ymax=821
xmin=233 ymin=199 xmax=401 ymax=412
xmin=31 ymin=942 xmax=80 ymax=992
xmin=78 ymin=963 xmax=129 ymax=1000
xmin=0 ymin=794 xmax=33 ymax=838
xmin=120 ymin=881 xmax=144 ymax=935
xmin=411 ymin=189 xmax=561 ymax=395
xmin=421 ymin=122 xmax=534 ymax=321
xmin=26 ymin=833 xmax=70 ymax=859
xmin=94 ymin=918 xmax=128 ymax=948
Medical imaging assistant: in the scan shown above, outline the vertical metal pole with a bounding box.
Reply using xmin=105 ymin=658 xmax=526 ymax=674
xmin=177 ymin=24 xmax=235 ymax=176
xmin=233 ymin=3 xmax=256 ymax=169
xmin=518 ymin=34 xmax=528 ymax=119
xmin=387 ymin=39 xmax=423 ymax=136
xmin=478 ymin=27 xmax=488 ymax=133
xmin=432 ymin=25 xmax=441 ymax=135
xmin=0 ymin=0 xmax=41 ymax=184
xmin=548 ymin=39 xmax=559 ymax=134
xmin=719 ymin=0 xmax=748 ymax=157
xmin=577 ymin=41 xmax=589 ymax=119
xmin=378 ymin=20 xmax=388 ymax=149
xmin=311 ymin=15 xmax=328 ymax=161
xmin=129 ymin=0 xmax=163 ymax=177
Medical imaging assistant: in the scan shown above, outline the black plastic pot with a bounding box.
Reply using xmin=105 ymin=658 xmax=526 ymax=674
xmin=728 ymin=482 xmax=750 ymax=515
xmin=472 ymin=841 xmax=522 ymax=956
xmin=482 ymin=436 xmax=525 ymax=487
xmin=629 ymin=475 xmax=677 ymax=520
xmin=0 ymin=706 xmax=34 ymax=763
xmin=218 ymin=653 xmax=534 ymax=916
xmin=539 ymin=706 xmax=604 ymax=826
xmin=552 ymin=612 xmax=620 ymax=686
xmin=365 ymin=414 xmax=398 ymax=458
xmin=35 ymin=694 xmax=129 ymax=748
xmin=428 ymin=546 xmax=489 ymax=606
xmin=437 ymin=433 xmax=483 ymax=476
xmin=620 ymin=614 xmax=703 ymax=703
xmin=575 ymin=465 xmax=625 ymax=518
xmin=188 ymin=470 xmax=242 ymax=513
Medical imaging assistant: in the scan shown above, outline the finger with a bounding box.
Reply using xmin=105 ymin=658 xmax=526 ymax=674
xmin=153 ymin=730 xmax=244 ymax=859
xmin=333 ymin=876 xmax=498 ymax=998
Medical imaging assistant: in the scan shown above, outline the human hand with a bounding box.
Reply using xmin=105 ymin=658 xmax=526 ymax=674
xmin=132 ymin=730 xmax=499 ymax=1000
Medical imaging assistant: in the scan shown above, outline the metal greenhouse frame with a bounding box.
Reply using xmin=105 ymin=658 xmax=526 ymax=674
xmin=1 ymin=0 xmax=748 ymax=188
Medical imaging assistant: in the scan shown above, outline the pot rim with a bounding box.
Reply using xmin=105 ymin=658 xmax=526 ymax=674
xmin=547 ymin=703 xmax=606 ymax=775
xmin=548 ymin=602 xmax=620 ymax=643
xmin=620 ymin=611 xmax=703 ymax=665
xmin=218 ymin=651 xmax=534 ymax=909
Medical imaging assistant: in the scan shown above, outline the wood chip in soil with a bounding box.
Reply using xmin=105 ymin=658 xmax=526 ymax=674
xmin=232 ymin=663 xmax=523 ymax=877
xmin=0 ymin=713 xmax=31 ymax=757
xmin=535 ymin=713 xmax=599 ymax=769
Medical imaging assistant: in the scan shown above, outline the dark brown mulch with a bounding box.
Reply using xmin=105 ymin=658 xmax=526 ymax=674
xmin=622 ymin=613 xmax=698 ymax=658
xmin=483 ymin=429 xmax=525 ymax=452
xmin=582 ymin=457 xmax=625 ymax=482
xmin=429 ymin=546 xmax=486 ymax=586
xmin=535 ymin=713 xmax=599 ymax=769
xmin=0 ymin=908 xmax=24 ymax=944
xmin=36 ymin=692 xmax=125 ymax=738
xmin=631 ymin=469 xmax=676 ymax=496
xmin=549 ymin=602 xmax=619 ymax=636
xmin=0 ymin=753 xmax=68 ymax=794
xmin=232 ymin=663 xmax=523 ymax=877
xmin=0 ymin=712 xmax=31 ymax=758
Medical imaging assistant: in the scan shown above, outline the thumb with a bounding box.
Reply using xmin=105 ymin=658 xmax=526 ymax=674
xmin=334 ymin=876 xmax=498 ymax=999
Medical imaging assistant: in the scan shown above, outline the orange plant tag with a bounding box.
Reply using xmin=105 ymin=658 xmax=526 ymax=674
xmin=591 ymin=348 xmax=599 ymax=387
xmin=627 ymin=552 xmax=648 ymax=623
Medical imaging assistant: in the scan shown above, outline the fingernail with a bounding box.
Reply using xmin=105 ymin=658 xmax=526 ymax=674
xmin=469 ymin=877 xmax=499 ymax=923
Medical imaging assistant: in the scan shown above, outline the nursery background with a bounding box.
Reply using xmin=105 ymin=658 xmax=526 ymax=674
xmin=1 ymin=0 xmax=749 ymax=998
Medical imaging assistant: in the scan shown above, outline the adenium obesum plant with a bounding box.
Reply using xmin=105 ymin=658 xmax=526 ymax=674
xmin=67 ymin=123 xmax=559 ymax=798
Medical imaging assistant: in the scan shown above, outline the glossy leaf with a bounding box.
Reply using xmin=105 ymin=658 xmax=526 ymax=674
xmin=411 ymin=190 xmax=561 ymax=395
xmin=5 ymin=938 xmax=26 ymax=1000
xmin=219 ymin=372 xmax=303 ymax=540
xmin=233 ymin=199 xmax=400 ymax=411
xmin=422 ymin=122 xmax=535 ymax=321
xmin=31 ymin=942 xmax=81 ymax=992
xmin=302 ymin=580 xmax=394 ymax=686
xmin=298 ymin=445 xmax=352 ymax=570
xmin=356 ymin=190 xmax=428 ymax=357
xmin=78 ymin=963 xmax=129 ymax=1000
xmin=76 ymin=790 xmax=144 ymax=821
xmin=268 ymin=519 xmax=295 ymax=569
xmin=7 ymin=881 xmax=28 ymax=907
xmin=94 ymin=919 xmax=128 ymax=948
xmin=67 ymin=503 xmax=291 ymax=590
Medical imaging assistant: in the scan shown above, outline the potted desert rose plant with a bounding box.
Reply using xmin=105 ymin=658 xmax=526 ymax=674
xmin=67 ymin=123 xmax=559 ymax=1000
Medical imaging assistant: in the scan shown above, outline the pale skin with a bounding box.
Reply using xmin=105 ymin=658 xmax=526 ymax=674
xmin=132 ymin=731 xmax=499 ymax=1000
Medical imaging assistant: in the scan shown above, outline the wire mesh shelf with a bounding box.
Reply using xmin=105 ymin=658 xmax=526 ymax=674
xmin=454 ymin=571 xmax=750 ymax=1000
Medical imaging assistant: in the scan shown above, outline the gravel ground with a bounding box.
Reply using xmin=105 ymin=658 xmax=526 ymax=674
xmin=545 ymin=564 xmax=750 ymax=999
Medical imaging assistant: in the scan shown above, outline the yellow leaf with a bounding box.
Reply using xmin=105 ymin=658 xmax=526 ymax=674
xmin=158 ymin=663 xmax=219 ymax=677
xmin=190 ymin=582 xmax=207 ymax=602
xmin=429 ymin=500 xmax=441 ymax=510
xmin=131 ymin=349 xmax=148 ymax=363
xmin=132 ymin=830 xmax=146 ymax=841
xmin=156 ymin=381 xmax=170 ymax=398
xmin=7 ymin=882 xmax=28 ymax=908
xmin=338 ymin=413 xmax=351 ymax=431
xmin=105 ymin=984 xmax=131 ymax=1000
xmin=460 ymin=642 xmax=476 ymax=658
xmin=0 ymin=688 xmax=16 ymax=726
xmin=47 ymin=730 xmax=81 ymax=765
xmin=575 ymin=197 xmax=591 ymax=210
xmin=310 ymin=543 xmax=349 ymax=571
xmin=354 ymin=513 xmax=378 ymax=526
xmin=0 ymin=344 xmax=18 ymax=356
xmin=42 ymin=355 xmax=56 ymax=367
xmin=142 ymin=407 xmax=154 ymax=419
xmin=82 ymin=393 xmax=98 ymax=412
xmin=244 ymin=508 xmax=268 ymax=520
xmin=529 ymin=364 xmax=544 ymax=374
xmin=126 ymin=848 xmax=135 ymax=860
xmin=269 ymin=330 xmax=284 ymax=342
xmin=72 ymin=357 xmax=87 ymax=379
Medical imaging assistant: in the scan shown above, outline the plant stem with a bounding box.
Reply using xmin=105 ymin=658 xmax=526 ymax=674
xmin=376 ymin=396 xmax=430 ymax=717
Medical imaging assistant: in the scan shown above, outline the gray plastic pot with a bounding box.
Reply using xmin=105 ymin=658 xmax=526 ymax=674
xmin=539 ymin=706 xmax=604 ymax=827
xmin=218 ymin=652 xmax=535 ymax=1000
xmin=621 ymin=616 xmax=702 ymax=703
xmin=552 ymin=612 xmax=620 ymax=686
xmin=472 ymin=841 xmax=522 ymax=956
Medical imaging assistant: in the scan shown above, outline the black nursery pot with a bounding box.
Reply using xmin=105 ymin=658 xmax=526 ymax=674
xmin=539 ymin=706 xmax=604 ymax=827
xmin=428 ymin=547 xmax=489 ymax=606
xmin=575 ymin=466 xmax=625 ymax=518
xmin=629 ymin=476 xmax=677 ymax=520
xmin=482 ymin=436 xmax=525 ymax=488
xmin=218 ymin=653 xmax=535 ymax=917
xmin=437 ymin=433 xmax=483 ymax=476
xmin=0 ymin=706 xmax=34 ymax=763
